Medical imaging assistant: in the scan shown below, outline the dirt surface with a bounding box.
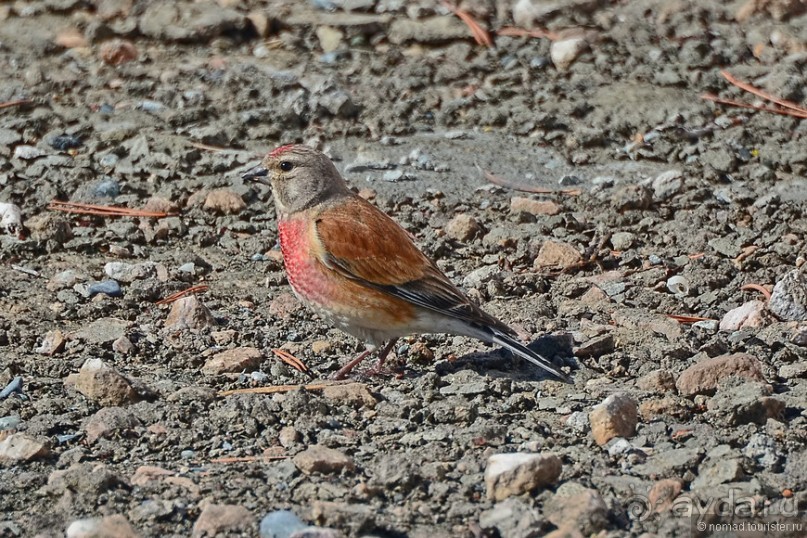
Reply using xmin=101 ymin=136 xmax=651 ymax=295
xmin=1 ymin=0 xmax=806 ymax=537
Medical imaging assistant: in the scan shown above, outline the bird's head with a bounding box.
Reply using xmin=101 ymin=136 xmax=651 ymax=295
xmin=243 ymin=144 xmax=349 ymax=216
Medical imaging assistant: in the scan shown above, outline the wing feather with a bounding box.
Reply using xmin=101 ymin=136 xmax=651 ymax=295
xmin=313 ymin=196 xmax=512 ymax=334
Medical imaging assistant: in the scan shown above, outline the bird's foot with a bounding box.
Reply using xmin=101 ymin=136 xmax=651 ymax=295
xmin=332 ymin=339 xmax=398 ymax=380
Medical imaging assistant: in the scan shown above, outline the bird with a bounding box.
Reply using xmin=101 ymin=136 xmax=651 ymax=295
xmin=242 ymin=144 xmax=570 ymax=382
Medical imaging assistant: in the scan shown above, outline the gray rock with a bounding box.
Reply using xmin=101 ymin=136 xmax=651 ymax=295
xmin=104 ymin=261 xmax=157 ymax=283
xmin=706 ymin=381 xmax=785 ymax=426
xmin=610 ymin=231 xmax=635 ymax=250
xmin=260 ymin=510 xmax=306 ymax=538
xmin=743 ymin=433 xmax=782 ymax=471
xmin=73 ymin=318 xmax=128 ymax=344
xmin=545 ymin=482 xmax=609 ymax=535
xmin=388 ymin=16 xmax=468 ymax=45
xmin=769 ymin=269 xmax=807 ymax=321
xmin=479 ymin=498 xmax=540 ymax=537
xmin=652 ymin=169 xmax=683 ymax=200
xmin=84 ymin=406 xmax=142 ymax=444
xmin=632 ymin=446 xmax=703 ymax=476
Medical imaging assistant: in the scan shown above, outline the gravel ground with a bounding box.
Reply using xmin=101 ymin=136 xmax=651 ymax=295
xmin=0 ymin=1 xmax=806 ymax=537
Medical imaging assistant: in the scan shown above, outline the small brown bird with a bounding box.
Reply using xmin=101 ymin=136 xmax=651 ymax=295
xmin=243 ymin=144 xmax=569 ymax=382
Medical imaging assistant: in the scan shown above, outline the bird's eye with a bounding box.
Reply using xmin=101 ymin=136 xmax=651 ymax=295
xmin=279 ymin=161 xmax=294 ymax=172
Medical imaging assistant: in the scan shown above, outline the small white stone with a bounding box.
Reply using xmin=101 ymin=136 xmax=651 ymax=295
xmin=550 ymin=37 xmax=588 ymax=70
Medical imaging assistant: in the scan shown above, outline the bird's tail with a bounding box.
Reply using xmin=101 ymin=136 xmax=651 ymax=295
xmin=488 ymin=329 xmax=571 ymax=383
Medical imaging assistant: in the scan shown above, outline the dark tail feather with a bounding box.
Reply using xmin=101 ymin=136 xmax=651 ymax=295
xmin=489 ymin=330 xmax=571 ymax=383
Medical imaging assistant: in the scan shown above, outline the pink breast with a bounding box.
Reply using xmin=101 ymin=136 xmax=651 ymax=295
xmin=278 ymin=218 xmax=319 ymax=299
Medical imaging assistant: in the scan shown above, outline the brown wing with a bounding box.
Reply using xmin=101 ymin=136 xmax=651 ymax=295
xmin=313 ymin=195 xmax=514 ymax=334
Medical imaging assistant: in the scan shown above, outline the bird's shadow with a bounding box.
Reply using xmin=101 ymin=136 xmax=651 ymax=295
xmin=434 ymin=333 xmax=575 ymax=382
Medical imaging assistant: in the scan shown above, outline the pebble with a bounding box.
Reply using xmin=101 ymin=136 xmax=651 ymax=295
xmin=388 ymin=16 xmax=468 ymax=45
xmin=666 ymin=275 xmax=689 ymax=296
xmin=610 ymin=231 xmax=635 ymax=250
xmin=47 ymin=134 xmax=82 ymax=150
xmin=99 ymin=39 xmax=138 ymax=65
xmin=47 ymin=270 xmax=85 ymax=291
xmin=112 ymin=336 xmax=135 ymax=355
xmin=35 ymin=329 xmax=66 ymax=355
xmin=13 ymin=145 xmax=46 ymax=160
xmin=479 ymin=497 xmax=539 ymax=537
xmin=192 ymin=503 xmax=253 ymax=538
xmin=46 ymin=462 xmax=124 ymax=496
xmin=545 ymin=482 xmax=609 ymax=535
xmin=675 ymin=353 xmax=765 ymax=396
xmin=484 ymin=452 xmax=562 ymax=501
xmin=589 ymin=393 xmax=638 ymax=446
xmin=93 ymin=178 xmax=121 ymax=198
xmin=573 ymin=334 xmax=615 ymax=358
xmin=104 ymin=261 xmax=156 ymax=283
xmin=269 ymin=292 xmax=301 ymax=319
xmin=316 ymin=26 xmax=343 ymax=53
xmin=636 ymin=370 xmax=676 ymax=393
xmin=550 ymin=36 xmax=588 ymax=70
xmin=647 ymin=478 xmax=684 ymax=512
xmin=136 ymin=100 xmax=165 ymax=113
xmin=293 ymin=445 xmax=355 ymax=475
xmin=259 ymin=510 xmax=306 ymax=538
xmin=98 ymin=153 xmax=119 ymax=168
xmin=444 ymin=214 xmax=481 ymax=241
xmin=278 ymin=426 xmax=301 ymax=448
xmin=381 ymin=169 xmax=411 ymax=182
xmin=66 ymin=515 xmax=139 ymax=538
xmin=321 ymin=383 xmax=376 ymax=408
xmin=0 ymin=433 xmax=50 ymax=463
xmin=73 ymin=317 xmax=128 ymax=344
xmin=164 ymin=296 xmax=218 ymax=330
xmin=742 ymin=433 xmax=782 ymax=471
xmin=565 ymin=411 xmax=590 ymax=434
xmin=0 ymin=376 xmax=23 ymax=399
xmin=71 ymin=358 xmax=139 ymax=406
xmin=0 ymin=202 xmax=23 ymax=237
xmin=510 ymin=197 xmax=561 ymax=216
xmin=719 ymin=300 xmax=768 ymax=331
xmin=533 ymin=240 xmax=582 ymax=269
xmin=84 ymin=406 xmax=142 ymax=444
xmin=651 ymin=169 xmax=683 ymax=200
xmin=0 ymin=415 xmax=21 ymax=430
xmin=204 ymin=188 xmax=247 ymax=215
xmin=706 ymin=381 xmax=784 ymax=426
xmin=202 ymin=347 xmax=263 ymax=375
xmin=769 ymin=269 xmax=807 ymax=321
xmin=86 ymin=280 xmax=123 ymax=298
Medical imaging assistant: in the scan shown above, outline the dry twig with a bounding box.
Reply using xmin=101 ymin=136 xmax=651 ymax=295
xmin=740 ymin=283 xmax=772 ymax=301
xmin=218 ymin=383 xmax=332 ymax=397
xmin=48 ymin=200 xmax=177 ymax=218
xmin=441 ymin=1 xmax=493 ymax=47
xmin=497 ymin=26 xmax=559 ymax=41
xmin=155 ymin=284 xmax=210 ymax=306
xmin=0 ymin=99 xmax=31 ymax=110
xmin=667 ymin=314 xmax=715 ymax=323
xmin=272 ymin=348 xmax=313 ymax=377
xmin=209 ymin=455 xmax=287 ymax=464
xmin=702 ymin=71 xmax=807 ymax=119
xmin=481 ymin=168 xmax=581 ymax=195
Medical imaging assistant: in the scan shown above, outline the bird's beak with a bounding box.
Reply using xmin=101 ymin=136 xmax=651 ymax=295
xmin=242 ymin=164 xmax=269 ymax=184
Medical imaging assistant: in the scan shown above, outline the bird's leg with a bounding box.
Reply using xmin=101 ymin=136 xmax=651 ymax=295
xmin=333 ymin=339 xmax=397 ymax=380
xmin=367 ymin=338 xmax=398 ymax=376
